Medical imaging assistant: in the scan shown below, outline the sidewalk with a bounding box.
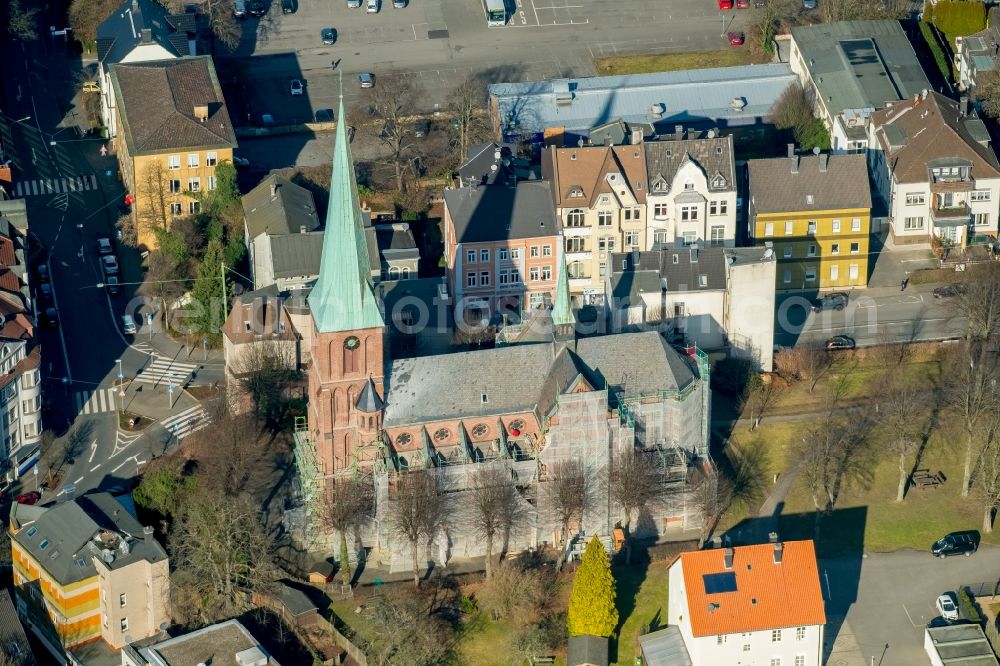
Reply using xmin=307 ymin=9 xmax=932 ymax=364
xmin=119 ymin=378 xmax=199 ymax=424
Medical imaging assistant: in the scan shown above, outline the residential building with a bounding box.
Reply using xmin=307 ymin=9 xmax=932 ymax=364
xmin=667 ymin=540 xmax=826 ymax=666
xmin=925 ymin=624 xmax=999 ymax=666
xmin=110 ymin=56 xmax=237 ymax=248
xmin=121 ymin=619 xmax=280 ymax=666
xmin=788 ymin=20 xmax=930 ymax=153
xmin=606 ymin=246 xmax=776 ymax=371
xmin=9 ymin=493 xmax=170 ymax=656
xmin=542 ymin=143 xmax=648 ymax=304
xmin=293 ymin=93 xmax=713 ymax=571
xmin=749 ymin=150 xmax=872 ymax=290
xmin=444 ymin=145 xmax=561 ymax=321
xmin=956 ymin=8 xmax=1000 ymax=94
xmin=644 ymin=130 xmax=737 ymax=249
xmin=242 ymin=175 xmax=322 ymax=291
xmin=373 ymin=222 xmax=420 ymax=280
xmin=489 ymin=65 xmax=798 ymax=146
xmin=567 ymin=635 xmax=608 ymax=666
xmin=868 ymin=91 xmax=1000 ymax=247
xmin=95 ymin=0 xmax=199 ymax=137
xmin=0 ymin=588 xmax=35 ymax=665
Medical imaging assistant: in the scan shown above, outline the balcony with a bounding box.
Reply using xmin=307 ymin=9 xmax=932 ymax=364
xmin=569 ymin=277 xmax=593 ymax=289
xmin=931 ymin=204 xmax=971 ymax=226
xmin=565 ymin=251 xmax=592 ymax=262
xmin=562 ymin=226 xmax=593 ymax=237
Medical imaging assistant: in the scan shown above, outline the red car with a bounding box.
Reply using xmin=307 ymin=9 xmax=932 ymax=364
xmin=718 ymin=0 xmax=733 ymax=8
xmin=15 ymin=491 xmax=40 ymax=505
xmin=736 ymin=0 xmax=748 ymax=6
xmin=728 ymin=31 xmax=745 ymax=46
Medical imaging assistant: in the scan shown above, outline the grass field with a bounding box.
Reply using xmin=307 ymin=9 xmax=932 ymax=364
xmin=594 ymin=49 xmax=768 ymax=76
xmin=611 ymin=560 xmax=669 ymax=666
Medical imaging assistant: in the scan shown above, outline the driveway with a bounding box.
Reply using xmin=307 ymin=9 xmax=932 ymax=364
xmin=823 ymin=546 xmax=1000 ymax=665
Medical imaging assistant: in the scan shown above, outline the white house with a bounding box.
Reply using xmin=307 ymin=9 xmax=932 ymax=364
xmin=605 ymin=246 xmax=776 ymax=371
xmin=644 ymin=131 xmax=737 ymax=249
xmin=667 ymin=540 xmax=826 ymax=666
xmin=868 ymin=91 xmax=1000 ymax=247
xmin=95 ymin=0 xmax=198 ymax=137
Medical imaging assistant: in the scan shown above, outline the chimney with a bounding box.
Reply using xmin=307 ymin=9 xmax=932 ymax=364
xmin=723 ymin=547 xmax=734 ymax=569
xmin=773 ymin=541 xmax=784 ymax=564
xmin=675 ymin=124 xmax=684 ymax=139
xmin=299 ymin=225 xmax=306 ymax=234
xmin=270 ymin=181 xmax=278 ymax=199
xmin=819 ymin=153 xmax=829 ymax=173
xmin=790 ymin=155 xmax=799 ymax=174
xmin=194 ymin=104 xmax=209 ymax=122
xmin=787 ymin=143 xmax=795 ymax=158
xmin=960 ymin=95 xmax=969 ymax=118
xmin=141 ymin=28 xmax=151 ymax=43
xmin=768 ymin=531 xmax=779 ymax=543
xmin=143 ymin=526 xmax=154 ymax=543
xmin=631 ymin=250 xmax=640 ymax=268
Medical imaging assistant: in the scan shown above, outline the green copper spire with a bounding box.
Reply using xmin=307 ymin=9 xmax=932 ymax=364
xmin=551 ymin=245 xmax=575 ymax=328
xmin=308 ymin=74 xmax=384 ymax=334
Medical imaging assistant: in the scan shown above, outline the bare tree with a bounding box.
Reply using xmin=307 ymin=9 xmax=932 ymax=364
xmin=390 ymin=470 xmax=446 ymax=587
xmin=976 ymin=70 xmax=1000 ymax=119
xmin=322 ymin=477 xmax=375 ymax=586
xmin=943 ymin=341 xmax=999 ymax=497
xmin=691 ymin=467 xmax=724 ymax=549
xmin=0 ymin=635 xmax=30 ymax=666
xmin=199 ymin=0 xmax=242 ymax=50
xmin=8 ymin=0 xmax=39 ymax=41
xmin=750 ymin=0 xmax=798 ymax=55
xmin=184 ymin=406 xmax=265 ymax=497
xmin=365 ymin=589 xmax=456 ymax=666
xmin=546 ymin=459 xmax=593 ymax=572
xmin=956 ymin=263 xmax=1000 ymax=341
xmin=774 ymin=344 xmax=832 ymax=392
xmin=138 ymin=161 xmax=169 ymax=233
xmin=69 ymin=0 xmax=121 ymax=46
xmin=974 ymin=409 xmax=1000 ymax=533
xmin=40 ymin=425 xmax=90 ymax=489
xmin=740 ymin=374 xmax=783 ymax=431
xmin=723 ymin=438 xmax=771 ymax=517
xmin=369 ymin=73 xmax=423 ymax=192
xmin=229 ymin=339 xmax=298 ymax=428
xmin=469 ymin=462 xmax=524 ymax=578
xmin=447 ymin=75 xmax=492 ymax=167
xmin=607 ymin=448 xmax=665 ymax=564
xmin=878 ymin=373 xmax=922 ymax=502
xmin=821 ymin=0 xmax=907 ymax=21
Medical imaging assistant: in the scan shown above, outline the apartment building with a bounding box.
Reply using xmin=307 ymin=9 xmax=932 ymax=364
xmin=644 ymin=130 xmax=737 ymax=249
xmin=868 ymin=92 xmax=1000 ymax=247
xmin=9 ymin=493 xmax=170 ymax=657
xmin=664 ymin=540 xmax=826 ymax=666
xmin=956 ymin=8 xmax=1000 ymax=94
xmin=110 ymin=56 xmax=237 ymax=248
xmin=541 ymin=143 xmax=647 ymax=305
xmin=444 ymin=146 xmax=561 ymax=322
xmin=122 ymin=619 xmax=280 ymax=666
xmin=749 ymin=150 xmax=872 ymax=290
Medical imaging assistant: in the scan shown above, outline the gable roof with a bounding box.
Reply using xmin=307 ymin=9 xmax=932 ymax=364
xmin=269 ymin=232 xmax=324 ymax=280
xmin=0 ymin=589 xmax=33 ymax=665
xmin=243 ymin=175 xmax=320 ymax=238
xmin=644 ymin=135 xmax=735 ymax=193
xmin=748 ymin=153 xmax=871 ymax=214
xmin=542 ymin=143 xmax=648 ymax=207
xmin=673 ymin=540 xmax=826 ymax=637
xmin=444 ymin=180 xmax=559 ymax=244
xmin=111 ymin=56 xmax=236 ymax=154
xmin=870 ymin=92 xmax=1000 ymax=183
xmin=96 ymin=0 xmax=193 ymax=68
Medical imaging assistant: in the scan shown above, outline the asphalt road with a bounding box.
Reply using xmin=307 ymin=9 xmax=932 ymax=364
xmin=826 ymin=546 xmax=1000 ymax=665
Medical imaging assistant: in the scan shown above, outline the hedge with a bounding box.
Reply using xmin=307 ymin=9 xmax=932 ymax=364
xmin=926 ymin=0 xmax=987 ymax=42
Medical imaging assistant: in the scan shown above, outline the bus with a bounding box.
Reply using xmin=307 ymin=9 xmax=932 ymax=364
xmin=483 ymin=0 xmax=508 ymax=26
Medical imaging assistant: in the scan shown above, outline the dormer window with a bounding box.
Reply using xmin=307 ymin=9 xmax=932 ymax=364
xmin=711 ymin=175 xmax=727 ymax=189
xmin=569 ymin=186 xmax=584 ymax=198
xmin=653 ymin=177 xmax=668 ymax=193
xmin=684 ymin=182 xmax=694 ymax=191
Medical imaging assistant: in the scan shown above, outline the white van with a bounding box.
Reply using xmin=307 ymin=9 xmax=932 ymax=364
xmin=121 ymin=314 xmax=137 ymax=335
xmin=367 ymin=0 xmax=379 ymax=12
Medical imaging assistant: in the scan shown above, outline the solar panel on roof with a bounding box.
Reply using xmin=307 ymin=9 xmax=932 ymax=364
xmin=703 ymin=571 xmax=738 ymax=594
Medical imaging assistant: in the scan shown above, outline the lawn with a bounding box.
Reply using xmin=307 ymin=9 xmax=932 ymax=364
xmin=611 ymin=559 xmax=669 ymax=666
xmin=594 ymin=49 xmax=768 ymax=76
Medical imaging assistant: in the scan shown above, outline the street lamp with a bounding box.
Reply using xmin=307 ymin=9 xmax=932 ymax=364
xmin=116 ymin=358 xmax=125 ymax=414
xmin=167 ymin=380 xmax=175 ymax=410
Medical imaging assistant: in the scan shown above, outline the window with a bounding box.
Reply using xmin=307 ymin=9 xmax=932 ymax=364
xmin=481 ymin=249 xmax=490 ymax=262
xmin=568 ymin=262 xmax=587 ymax=279
xmin=717 ymin=635 xmax=724 ymax=645
xmin=742 ymin=644 xmax=751 ymax=652
xmin=783 ymin=269 xmax=791 ymax=284
xmin=39 ymin=539 xmax=49 ymax=550
xmin=167 ymin=155 xmax=180 ymax=170
xmin=599 ymin=237 xmax=616 ymax=253
xmin=466 ymin=272 xmax=476 ymax=287
xmin=830 ymin=265 xmax=839 ymax=280
xmin=795 ymin=657 xmax=805 ymax=666
xmin=783 ymin=246 xmax=792 ymax=259
xmin=653 ymin=229 xmax=670 ymax=245
xmin=831 ymin=243 xmax=840 ymax=255
xmin=566 ymin=237 xmax=586 ymax=253
xmin=770 ymin=659 xmax=782 ymax=666
xmin=498 ymin=269 xmax=509 ymax=285
xmin=542 ymin=245 xmax=552 ymax=257
xmin=480 ymin=271 xmax=490 ymax=286
xmin=120 ymin=593 xmax=127 ymax=608
xmin=188 ymin=177 xmax=201 ymax=192
xmin=530 ymin=246 xmax=539 ymax=258
xmin=510 ymin=248 xmax=521 ymax=260
xmin=849 ymin=263 xmax=859 ymax=280
xmin=624 ymin=208 xmax=633 ymax=221
xmin=187 ymin=154 xmax=199 ymax=168
xmin=832 ymin=219 xmax=841 ymax=233
xmin=698 ymin=275 xmax=708 ymax=287
xmin=972 ymin=189 xmax=992 ymax=201
xmin=805 ymin=267 xmax=817 ymax=281
xmin=189 ymin=201 xmax=200 ymax=214
xmin=599 ymin=261 xmax=607 ymax=277
xmin=684 ymin=181 xmax=694 ymax=191
xmin=904 ymin=216 xmax=924 ymax=230
xmin=625 ymin=231 xmax=640 ymax=248
xmin=498 ymin=249 xmax=508 ymax=261
xmin=680 ymin=205 xmax=698 ymax=221
xmin=206 ymin=151 xmax=218 ymax=166
xmin=169 ymin=179 xmax=181 ymax=194
xmin=467 ymin=250 xmax=476 ymax=264
xmin=772 ymin=629 xmax=782 ymax=642
xmin=785 ymin=221 xmax=793 ymax=236
xmin=566 ymin=209 xmax=585 ymax=227
xmin=170 ymin=203 xmax=183 ymax=216
xmin=975 ymin=212 xmax=991 ymax=226
xmin=541 ymin=266 xmax=552 ymax=280
xmin=796 ymin=627 xmax=806 ymax=640
xmin=530 ymin=267 xmax=540 ymax=281
xmin=654 ymin=203 xmax=668 ymax=219
xmin=808 ymin=220 xmax=817 ymax=234
xmin=852 ymin=218 xmax=862 ymax=232
xmin=807 ymin=244 xmax=817 ymax=257
xmin=764 ymin=222 xmax=774 ymax=237
xmin=710 ymin=226 xmax=725 ymax=246
xmin=905 ymin=193 xmax=926 ymax=205
xmin=598 ymin=211 xmax=613 ymax=227
xmin=207 ymin=175 xmax=216 ymax=191
xmin=121 ymin=618 xmax=128 ymax=632
xmin=682 ymin=231 xmax=697 ymax=246
xmin=709 ymin=200 xmax=727 ymax=215
xmin=851 ymin=242 xmax=860 ymax=254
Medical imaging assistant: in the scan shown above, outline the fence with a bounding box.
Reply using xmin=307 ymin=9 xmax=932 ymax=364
xmin=317 ymin=616 xmax=368 ymax=666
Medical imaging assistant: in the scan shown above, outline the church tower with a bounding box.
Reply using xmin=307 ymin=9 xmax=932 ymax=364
xmin=307 ymin=82 xmax=386 ymax=477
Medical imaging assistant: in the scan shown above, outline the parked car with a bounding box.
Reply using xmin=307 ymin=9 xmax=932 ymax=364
xmin=812 ymin=292 xmax=848 ymax=312
xmin=101 ymin=255 xmax=119 ymax=276
xmin=232 ymin=156 xmax=251 ymax=169
xmin=718 ymin=0 xmax=733 ymax=8
xmin=96 ymin=237 xmax=113 ymax=255
xmin=281 ymin=0 xmax=297 ymax=12
xmin=414 ymin=119 xmax=431 ymax=137
xmin=44 ymin=307 xmax=58 ymax=327
xmin=936 ymin=593 xmax=959 ymax=621
xmin=233 ymin=0 xmax=247 ymax=17
xmin=314 ymin=108 xmax=334 ymax=122
xmin=367 ymin=0 xmax=380 ymax=12
xmin=393 ymin=0 xmax=407 ymax=6
xmin=106 ymin=276 xmax=121 ymax=295
xmin=321 ymin=27 xmax=337 ymax=44
xmin=37 ymin=263 xmax=48 ymax=280
xmin=289 ymin=79 xmax=304 ymax=96
xmin=248 ymin=0 xmax=265 ymax=16
xmin=803 ymin=0 xmax=817 ymax=7
xmin=39 ymin=282 xmax=52 ymax=300
xmin=727 ymin=31 xmax=745 ymax=46
xmin=933 ymin=283 xmax=967 ymax=298
xmin=121 ymin=314 xmax=137 ymax=335
xmin=81 ymin=81 xmax=101 ymax=93
xmin=358 ymin=72 xmax=376 ymax=88
xmin=348 ymin=0 xmax=362 ymax=7
xmin=825 ymin=335 xmax=855 ymax=350
xmin=932 ymin=531 xmax=980 ymax=558
xmin=735 ymin=0 xmax=748 ymax=6
xmin=15 ymin=491 xmax=40 ymax=505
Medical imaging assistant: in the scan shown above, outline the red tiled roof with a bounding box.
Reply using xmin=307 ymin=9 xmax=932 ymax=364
xmin=0 ymin=238 xmax=16 ymax=267
xmin=0 ymin=269 xmax=21 ymax=294
xmin=0 ymin=346 xmax=40 ymax=392
xmin=675 ymin=540 xmax=826 ymax=637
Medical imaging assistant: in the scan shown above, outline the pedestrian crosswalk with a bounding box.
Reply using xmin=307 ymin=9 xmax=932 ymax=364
xmin=161 ymin=405 xmax=211 ymax=441
xmin=133 ymin=357 xmax=198 ymax=386
xmin=12 ymin=174 xmax=98 ymax=197
xmin=74 ymin=387 xmax=121 ymax=415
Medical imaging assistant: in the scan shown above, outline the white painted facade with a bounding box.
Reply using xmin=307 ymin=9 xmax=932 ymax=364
xmin=724 ymin=249 xmax=777 ymax=372
xmin=609 ymin=286 xmax=727 ymax=351
xmin=0 ymin=341 xmax=42 ymax=483
xmin=667 ymin=560 xmax=824 ymax=666
xmin=647 ymin=159 xmax=737 ymax=250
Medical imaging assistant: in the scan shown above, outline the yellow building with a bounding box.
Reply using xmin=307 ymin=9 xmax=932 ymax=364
xmin=9 ymin=493 xmax=170 ymax=657
xmin=748 ymin=152 xmax=872 ymax=290
xmin=110 ymin=56 xmax=237 ymax=249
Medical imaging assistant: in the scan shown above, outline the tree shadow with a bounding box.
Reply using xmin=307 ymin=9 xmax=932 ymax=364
xmin=609 ymin=540 xmax=652 ymax=663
